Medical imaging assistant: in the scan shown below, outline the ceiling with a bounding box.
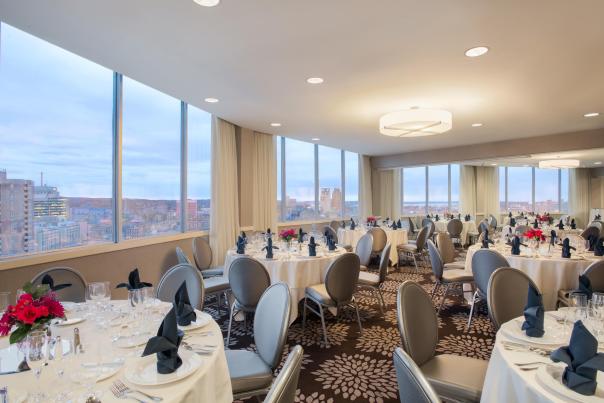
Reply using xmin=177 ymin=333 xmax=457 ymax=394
xmin=1 ymin=0 xmax=603 ymax=156
xmin=462 ymin=148 xmax=604 ymax=168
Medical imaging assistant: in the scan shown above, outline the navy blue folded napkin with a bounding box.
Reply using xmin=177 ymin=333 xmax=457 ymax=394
xmin=571 ymin=219 xmax=577 ymax=230
xmin=142 ymin=306 xmax=184 ymax=374
xmin=41 ymin=274 xmax=72 ymax=292
xmin=510 ymin=236 xmax=523 ymax=255
xmin=521 ymin=283 xmax=545 ymax=337
xmin=562 ymin=238 xmax=576 ymax=259
xmin=263 ymin=237 xmax=278 ymax=259
xmin=558 ymin=220 xmax=565 ymax=230
xmin=116 ymin=268 xmax=152 ymax=290
xmin=595 ymin=238 xmax=604 ymax=257
xmin=174 ymin=281 xmax=196 ymax=326
xmin=576 ymin=275 xmax=593 ymax=300
xmin=236 ymin=235 xmax=246 ymax=254
xmin=550 ymin=230 xmax=557 ymax=246
xmin=308 ymin=236 xmax=318 ymax=256
xmin=481 ymin=230 xmax=494 ymax=249
xmin=350 ymin=218 xmax=356 ymax=230
xmin=508 ymin=212 xmax=513 ymax=218
xmin=551 ymin=320 xmax=604 ymax=396
xmin=397 ymin=219 xmax=402 ymax=229
xmin=510 ymin=217 xmax=516 ymax=227
xmin=588 ymin=235 xmax=598 ymax=252
xmin=435 ymin=214 xmax=440 ymax=222
xmin=533 ymin=219 xmax=539 ymax=229
xmin=298 ymin=228 xmax=306 ymax=243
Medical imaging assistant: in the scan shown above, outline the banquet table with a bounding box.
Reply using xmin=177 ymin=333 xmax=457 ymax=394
xmin=481 ymin=312 xmax=604 ymax=403
xmin=224 ymin=245 xmax=348 ymax=323
xmin=337 ymin=227 xmax=408 ymax=264
xmin=433 ymin=219 xmax=477 ymax=245
xmin=0 ymin=300 xmax=232 ymax=403
xmin=464 ymin=244 xmax=598 ymax=310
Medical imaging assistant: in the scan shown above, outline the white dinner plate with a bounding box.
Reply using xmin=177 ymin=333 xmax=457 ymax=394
xmin=124 ymin=350 xmax=203 ymax=386
xmin=535 ymin=364 xmax=604 ymax=402
xmin=501 ymin=317 xmax=566 ymax=346
xmin=61 ymin=301 xmax=78 ymax=311
xmin=54 ymin=317 xmax=85 ymax=326
xmin=114 ymin=335 xmax=149 ymax=349
xmin=178 ymin=312 xmax=211 ymax=331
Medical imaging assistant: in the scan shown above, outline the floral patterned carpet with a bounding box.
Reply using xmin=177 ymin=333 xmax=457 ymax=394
xmin=209 ymin=253 xmax=496 ymax=403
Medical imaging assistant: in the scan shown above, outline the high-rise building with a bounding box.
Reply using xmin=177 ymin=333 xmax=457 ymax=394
xmin=320 ymin=188 xmax=331 ymax=215
xmin=331 ymin=188 xmax=342 ymax=212
xmin=33 ymin=185 xmax=68 ymax=218
xmin=0 ymin=170 xmax=35 ymax=256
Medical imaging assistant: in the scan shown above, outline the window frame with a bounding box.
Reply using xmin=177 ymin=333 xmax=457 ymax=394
xmin=401 ymin=164 xmax=460 ymax=215
xmin=499 ymin=167 xmax=567 ymax=213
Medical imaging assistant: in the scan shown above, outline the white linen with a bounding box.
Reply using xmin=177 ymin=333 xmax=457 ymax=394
xmin=464 ymin=244 xmax=595 ymax=309
xmin=251 ymin=131 xmax=278 ymax=232
xmin=359 ymin=155 xmax=373 ymax=219
xmin=0 ymin=301 xmax=232 ymax=403
xmin=337 ymin=227 xmax=408 ymax=265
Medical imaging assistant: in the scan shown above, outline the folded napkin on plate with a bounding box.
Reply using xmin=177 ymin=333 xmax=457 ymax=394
xmin=562 ymin=238 xmax=576 ymax=259
xmin=142 ymin=306 xmax=184 ymax=374
xmin=435 ymin=214 xmax=440 ymax=222
xmin=510 ymin=217 xmax=516 ymax=227
xmin=263 ymin=237 xmax=278 ymax=259
xmin=510 ymin=236 xmax=522 ymax=255
xmin=350 ymin=218 xmax=356 ymax=230
xmin=521 ymin=283 xmax=545 ymax=337
xmin=595 ymin=238 xmax=604 ymax=257
xmin=551 ymin=320 xmax=604 ymax=396
xmin=174 ymin=281 xmax=196 ymax=326
xmin=508 ymin=212 xmax=513 ymax=218
xmin=576 ymin=275 xmax=593 ymax=300
xmin=41 ymin=274 xmax=72 ymax=292
xmin=116 ymin=268 xmax=152 ymax=290
xmin=533 ymin=219 xmax=539 ymax=229
xmin=558 ymin=220 xmax=565 ymax=230
xmin=397 ymin=219 xmax=402 ymax=229
xmin=390 ymin=220 xmax=398 ymax=230
xmin=298 ymin=228 xmax=307 ymax=243
xmin=236 ymin=235 xmax=246 ymax=254
xmin=308 ymin=236 xmax=318 ymax=257
xmin=571 ymin=219 xmax=577 ymax=230
xmin=481 ymin=230 xmax=494 ymax=249
xmin=588 ymin=234 xmax=598 ymax=252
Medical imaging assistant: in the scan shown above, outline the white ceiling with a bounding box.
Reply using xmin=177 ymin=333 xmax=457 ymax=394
xmin=1 ymin=0 xmax=604 ymax=156
xmin=463 ymin=148 xmax=604 ymax=168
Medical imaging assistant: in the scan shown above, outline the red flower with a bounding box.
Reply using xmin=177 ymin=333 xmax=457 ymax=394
xmin=0 ymin=311 xmax=14 ymax=336
xmin=40 ymin=296 xmax=64 ymax=318
xmin=15 ymin=305 xmax=41 ymax=325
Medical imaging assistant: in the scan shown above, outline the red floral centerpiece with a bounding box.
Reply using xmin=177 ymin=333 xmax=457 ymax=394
xmin=0 ymin=283 xmax=65 ymax=344
xmin=279 ymin=228 xmax=298 ymax=243
xmin=367 ymin=216 xmax=377 ymax=224
xmin=523 ymin=229 xmax=545 ymax=242
xmin=537 ymin=214 xmax=551 ymax=223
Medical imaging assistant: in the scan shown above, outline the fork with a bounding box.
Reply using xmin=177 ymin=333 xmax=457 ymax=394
xmin=110 ymin=383 xmax=146 ymax=402
xmin=113 ymin=380 xmax=163 ymax=402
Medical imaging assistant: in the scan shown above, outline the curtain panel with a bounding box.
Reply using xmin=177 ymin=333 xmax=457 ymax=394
xmin=252 ymin=132 xmax=278 ymax=232
xmin=569 ymin=168 xmax=590 ymax=228
xmin=359 ymin=155 xmax=373 ymax=219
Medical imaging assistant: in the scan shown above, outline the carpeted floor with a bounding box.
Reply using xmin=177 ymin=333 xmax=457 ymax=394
xmin=209 ymin=253 xmax=496 ymax=403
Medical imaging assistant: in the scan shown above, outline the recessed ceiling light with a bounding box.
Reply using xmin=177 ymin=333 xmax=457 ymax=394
xmin=311 ymin=138 xmax=320 ymax=141
xmin=270 ymin=123 xmax=281 ymax=127
xmin=204 ymin=97 xmax=219 ymax=103
xmin=584 ymin=112 xmax=600 ymax=118
xmin=193 ymin=0 xmax=219 ymax=6
xmin=465 ymin=46 xmax=489 ymax=57
xmin=471 ymin=123 xmax=483 ymax=127
xmin=595 ymin=162 xmax=602 ymax=165
xmin=490 ymin=163 xmax=497 ymax=166
xmin=306 ymin=77 xmax=324 ymax=84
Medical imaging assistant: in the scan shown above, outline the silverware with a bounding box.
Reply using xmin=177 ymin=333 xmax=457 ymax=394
xmin=110 ymin=383 xmax=146 ymax=402
xmin=113 ymin=379 xmax=163 ymax=402
xmin=514 ymin=361 xmax=549 ymax=367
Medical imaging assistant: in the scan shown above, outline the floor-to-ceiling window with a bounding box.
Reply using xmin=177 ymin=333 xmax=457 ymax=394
xmin=499 ymin=166 xmax=569 ymax=213
xmin=506 ymin=167 xmax=533 ymax=212
xmin=428 ymin=165 xmax=448 ymax=214
xmin=402 ymin=164 xmax=459 ymax=215
xmin=535 ymin=168 xmax=560 ymax=212
xmin=318 ymin=145 xmax=342 ymax=219
xmin=187 ymin=105 xmax=212 ymax=231
xmin=450 ymin=164 xmax=460 ymax=213
xmin=284 ymin=139 xmax=316 ymax=221
xmin=344 ymin=152 xmax=359 ymax=218
xmin=402 ymin=167 xmax=426 ymax=215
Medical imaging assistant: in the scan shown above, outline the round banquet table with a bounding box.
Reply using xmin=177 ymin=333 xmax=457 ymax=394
xmin=0 ymin=300 xmax=232 ymax=403
xmin=337 ymin=227 xmax=408 ymax=265
xmin=433 ymin=220 xmax=477 ymax=246
xmin=224 ymin=245 xmax=348 ymax=323
xmin=464 ymin=244 xmax=599 ymax=310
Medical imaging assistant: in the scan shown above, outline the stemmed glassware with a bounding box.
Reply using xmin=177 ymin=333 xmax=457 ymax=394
xmin=0 ymin=291 xmax=10 ymax=312
xmin=25 ymin=330 xmax=49 ymax=402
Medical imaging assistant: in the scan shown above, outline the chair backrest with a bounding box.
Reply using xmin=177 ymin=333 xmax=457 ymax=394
xmin=330 ymin=220 xmax=341 ymax=232
xmin=264 ymin=345 xmax=304 ymax=403
xmin=396 ymin=281 xmax=438 ymax=366
xmin=487 ymin=267 xmax=539 ymax=329
xmin=156 ymin=263 xmax=204 ymax=309
xmin=192 ymin=236 xmax=213 ymax=271
xmin=228 ymin=257 xmax=271 ymax=311
xmin=415 ymin=225 xmax=430 ymax=251
xmin=254 ymin=283 xmax=291 ymax=370
xmin=589 ymin=220 xmax=603 ymax=232
xmin=378 ymin=243 xmax=392 ymax=283
xmin=488 ymin=214 xmax=498 ymax=229
xmin=478 ymin=220 xmax=489 ymax=234
xmin=355 ymin=233 xmax=373 ymax=267
xmin=421 ymin=218 xmax=432 ymax=228
xmin=426 ymin=240 xmax=444 ymax=281
xmin=436 ymin=232 xmax=456 ymax=264
xmin=393 ymin=347 xmax=442 ymax=403
xmin=426 ymin=220 xmax=435 ymax=237
xmin=580 ymin=226 xmax=600 ymax=240
xmin=31 ymin=267 xmax=87 ymax=302
xmin=584 ymin=260 xmax=604 ymax=291
xmin=323 ymin=225 xmax=338 ymax=244
xmin=471 ymin=249 xmax=509 ymax=297
xmin=447 ymin=218 xmax=463 ymax=237
xmin=324 ymin=253 xmax=361 ymax=304
xmin=369 ymin=227 xmax=387 ymax=252
xmin=175 ymin=246 xmax=192 ymax=265
xmin=408 ymin=217 xmax=416 ymax=233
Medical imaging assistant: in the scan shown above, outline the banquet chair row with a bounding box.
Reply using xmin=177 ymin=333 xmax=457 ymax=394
xmin=398 ymin=224 xmax=430 ymax=270
xmin=176 ymin=237 xmax=224 ymax=278
xmin=446 ymin=218 xmax=463 ymax=247
xmin=31 ymin=266 xmax=87 ymax=302
xmin=487 ymin=267 xmax=539 ymax=329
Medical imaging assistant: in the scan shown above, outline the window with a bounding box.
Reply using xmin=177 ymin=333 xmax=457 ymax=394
xmin=318 ymin=145 xmax=342 ymax=219
xmin=0 ymin=23 xmax=113 ymax=258
xmin=344 ymin=152 xmax=359 ymax=218
xmin=506 ymin=167 xmax=533 ymax=212
xmin=499 ymin=167 xmax=507 ymax=211
xmin=402 ymin=167 xmax=426 ymax=215
xmin=187 ymin=105 xmax=211 ymax=231
xmin=428 ymin=165 xmax=448 ymax=214
xmin=499 ymin=167 xmax=569 ymax=213
xmin=450 ymin=164 xmax=460 ymax=213
xmin=535 ymin=168 xmax=559 ymax=212
xmin=284 ymin=139 xmax=316 ymax=221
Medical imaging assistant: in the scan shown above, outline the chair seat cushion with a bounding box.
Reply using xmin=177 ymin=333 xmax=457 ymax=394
xmin=225 ymin=349 xmax=273 ymax=394
xmin=443 ymin=262 xmax=465 ymax=270
xmin=305 ymin=284 xmax=335 ymax=306
xmin=358 ymin=271 xmax=380 ymax=286
xmin=204 ymin=276 xmax=230 ymax=293
xmin=398 ymin=244 xmax=418 ymax=253
xmin=442 ymin=269 xmax=474 ymax=283
xmin=202 ymin=267 xmax=224 ymax=278
xmin=421 ymin=354 xmax=487 ymax=402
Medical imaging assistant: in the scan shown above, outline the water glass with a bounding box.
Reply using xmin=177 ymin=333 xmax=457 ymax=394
xmin=25 ymin=330 xmax=49 ymax=402
xmin=0 ymin=291 xmax=10 ymax=312
xmin=128 ymin=288 xmax=145 ymax=310
xmin=15 ymin=289 xmax=25 ymax=303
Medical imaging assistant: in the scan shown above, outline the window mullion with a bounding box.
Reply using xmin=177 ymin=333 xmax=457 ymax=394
xmin=341 ymin=150 xmax=345 ymax=218
xmin=531 ymin=167 xmax=536 ymax=211
xmin=425 ymin=166 xmax=429 ymax=214
xmin=180 ymin=102 xmax=188 ymax=232
xmin=280 ymin=137 xmax=286 ymax=222
xmin=112 ymin=72 xmax=123 ymax=243
xmin=314 ymin=144 xmax=319 ymax=218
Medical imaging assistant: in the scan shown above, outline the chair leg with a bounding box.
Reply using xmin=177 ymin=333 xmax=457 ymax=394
xmin=438 ymin=284 xmax=450 ymax=314
xmin=374 ymin=288 xmax=384 ymax=314
xmin=302 ymin=297 xmax=308 ymax=331
xmin=431 ymin=282 xmax=440 ymax=300
xmin=317 ymin=303 xmax=329 ymax=346
xmin=377 ymin=288 xmax=386 ymax=312
xmin=466 ymin=290 xmax=478 ymax=331
xmin=352 ymin=298 xmax=363 ymax=334
xmin=226 ymin=303 xmax=235 ymax=347
xmin=411 ymin=254 xmax=418 ymax=271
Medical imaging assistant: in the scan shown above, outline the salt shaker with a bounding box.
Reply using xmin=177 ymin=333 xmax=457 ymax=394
xmin=0 ymin=387 xmax=7 ymax=403
xmin=73 ymin=328 xmax=81 ymax=354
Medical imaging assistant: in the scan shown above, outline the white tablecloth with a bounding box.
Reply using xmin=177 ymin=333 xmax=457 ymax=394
xmin=337 ymin=227 xmax=408 ymax=265
xmin=0 ymin=301 xmax=232 ymax=403
xmin=224 ymin=247 xmax=347 ymax=323
xmin=464 ymin=244 xmax=596 ymax=309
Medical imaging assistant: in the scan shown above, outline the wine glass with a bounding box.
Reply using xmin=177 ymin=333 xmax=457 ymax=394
xmin=25 ymin=330 xmax=49 ymax=402
xmin=52 ymin=337 xmax=75 ymax=402
xmin=0 ymin=291 xmax=10 ymax=312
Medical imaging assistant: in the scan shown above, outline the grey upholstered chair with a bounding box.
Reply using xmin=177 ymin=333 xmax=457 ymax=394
xmin=557 ymin=260 xmax=604 ymax=307
xmin=369 ymin=227 xmax=387 ymax=254
xmin=358 ymin=243 xmax=391 ymax=314
xmin=487 ymin=267 xmax=540 ymax=329
xmin=355 ymin=233 xmax=374 ymax=269
xmin=393 ymin=347 xmax=442 ymax=403
xmin=488 ymin=214 xmax=498 ymax=230
xmin=421 ymin=219 xmax=436 ymax=241
xmin=589 ymin=220 xmax=603 ymax=232
xmin=477 ymin=220 xmax=489 ymax=235
xmin=435 ymin=233 xmax=464 ymax=270
xmin=467 ymin=249 xmax=509 ymax=330
xmin=580 ymin=225 xmax=600 ymax=240
xmin=329 ymin=220 xmax=341 ymax=232
xmin=157 ymin=263 xmax=205 ymax=309
xmin=31 ymin=267 xmax=87 ymax=302
xmin=225 ymin=283 xmax=291 ymax=400
xmin=264 ymin=345 xmax=304 ymax=403
xmin=397 ymin=281 xmax=487 ymax=402
xmin=446 ymin=218 xmax=464 ymax=247
xmin=303 ymin=253 xmax=362 ymax=345
xmin=323 ymin=225 xmax=338 ymax=244
xmin=398 ymin=225 xmax=429 ymax=270
xmin=192 ymin=236 xmax=224 ymax=278
xmin=226 ymin=256 xmax=271 ymax=346
xmin=175 ymin=246 xmax=192 ymax=265
xmin=426 ymin=240 xmax=474 ymax=313
xmin=408 ymin=217 xmax=419 ymax=240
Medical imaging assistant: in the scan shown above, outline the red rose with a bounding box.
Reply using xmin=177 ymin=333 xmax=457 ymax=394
xmin=0 ymin=311 xmax=14 ymax=336
xmin=15 ymin=305 xmax=40 ymax=325
xmin=41 ymin=297 xmax=64 ymax=318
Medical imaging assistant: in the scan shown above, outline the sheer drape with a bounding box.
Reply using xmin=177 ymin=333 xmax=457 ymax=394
xmin=210 ymin=116 xmax=240 ymax=267
xmin=569 ymin=168 xmax=590 ymax=228
xmin=459 ymin=166 xmax=499 ymax=217
xmin=374 ymin=169 xmax=401 ymax=219
xmin=459 ymin=165 xmax=477 ymax=216
xmin=251 ymin=132 xmax=278 ymax=232
xmin=359 ymin=155 xmax=373 ymax=219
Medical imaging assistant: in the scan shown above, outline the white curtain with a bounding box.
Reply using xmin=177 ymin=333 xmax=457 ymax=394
xmin=476 ymin=166 xmax=499 ymax=217
xmin=459 ymin=165 xmax=477 ymax=217
xmin=569 ymin=168 xmax=590 ymax=228
xmin=251 ymin=132 xmax=278 ymax=232
xmin=374 ymin=169 xmax=401 ymax=219
xmin=210 ymin=116 xmax=240 ymax=267
xmin=359 ymin=155 xmax=373 ymax=219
